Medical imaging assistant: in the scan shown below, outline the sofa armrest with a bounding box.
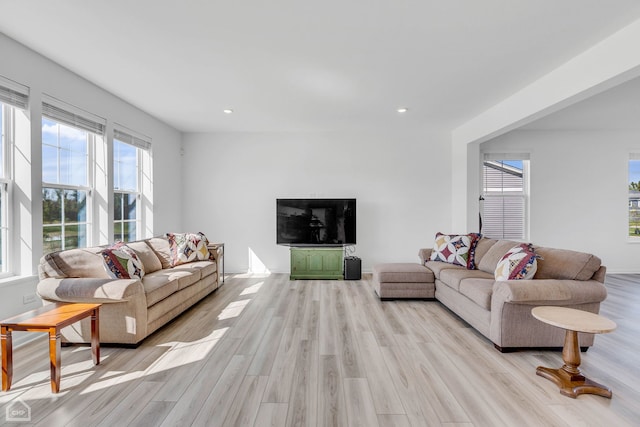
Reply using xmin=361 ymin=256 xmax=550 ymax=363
xmin=207 ymin=244 xmax=222 ymax=263
xmin=418 ymin=248 xmax=433 ymax=265
xmin=37 ymin=277 xmax=144 ymax=303
xmin=492 ymin=279 xmax=607 ymax=306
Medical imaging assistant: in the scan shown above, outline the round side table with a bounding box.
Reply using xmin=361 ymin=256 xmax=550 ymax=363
xmin=531 ymin=306 xmax=616 ymax=399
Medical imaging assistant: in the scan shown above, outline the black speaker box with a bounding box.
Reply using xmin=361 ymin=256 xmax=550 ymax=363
xmin=344 ymin=256 xmax=361 ymax=280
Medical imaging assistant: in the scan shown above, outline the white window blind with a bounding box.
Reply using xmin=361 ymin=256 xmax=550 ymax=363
xmin=42 ymin=95 xmax=105 ymax=135
xmin=481 ymin=153 xmax=529 ymax=240
xmin=114 ymin=127 xmax=151 ymax=150
xmin=0 ymin=76 xmax=29 ymax=110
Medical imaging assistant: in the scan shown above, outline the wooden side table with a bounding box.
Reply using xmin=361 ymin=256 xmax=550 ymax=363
xmin=531 ymin=306 xmax=616 ymax=398
xmin=1 ymin=303 xmax=101 ymax=393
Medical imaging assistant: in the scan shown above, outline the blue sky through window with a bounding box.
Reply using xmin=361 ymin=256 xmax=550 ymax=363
xmin=502 ymin=160 xmax=523 ymax=170
xmin=630 ymin=160 xmax=640 ymax=184
xmin=114 ymin=140 xmax=137 ymax=191
xmin=42 ymin=118 xmax=88 ymax=186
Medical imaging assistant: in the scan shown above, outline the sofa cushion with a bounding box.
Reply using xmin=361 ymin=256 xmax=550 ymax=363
xmin=429 ymin=232 xmax=481 ymax=269
xmin=534 ymin=247 xmax=602 ymax=281
xmin=167 ymin=232 xmax=211 ymax=267
xmin=169 ymin=263 xmax=208 ymax=290
xmin=146 ymin=237 xmax=173 ymax=269
xmin=439 ymin=268 xmax=494 ymax=292
xmin=477 ymin=240 xmax=520 ymax=274
xmin=495 ymin=243 xmax=540 ymax=281
xmin=473 ymin=238 xmax=498 ymax=267
xmin=424 ymin=261 xmax=463 ymax=280
xmin=373 ymin=263 xmax=434 ymax=283
xmin=127 ymin=240 xmax=163 ymax=274
xmin=101 ymin=242 xmax=145 ymax=280
xmin=141 ymin=272 xmax=180 ymax=307
xmin=40 ymin=247 xmax=110 ymax=279
xmin=459 ymin=278 xmax=494 ymax=310
xmin=177 ymin=260 xmax=217 ymax=280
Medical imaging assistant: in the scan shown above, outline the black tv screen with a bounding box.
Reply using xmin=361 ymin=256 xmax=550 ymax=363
xmin=277 ymin=198 xmax=356 ymax=246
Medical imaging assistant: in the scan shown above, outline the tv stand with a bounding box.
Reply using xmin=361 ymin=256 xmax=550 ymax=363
xmin=290 ymin=247 xmax=343 ymax=280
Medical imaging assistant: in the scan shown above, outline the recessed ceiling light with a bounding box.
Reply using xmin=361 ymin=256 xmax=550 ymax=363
xmin=223 ymin=109 xmax=234 ymax=114
xmin=397 ymin=107 xmax=408 ymax=113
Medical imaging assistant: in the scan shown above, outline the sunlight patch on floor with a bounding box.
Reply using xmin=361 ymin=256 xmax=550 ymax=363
xmin=218 ymin=299 xmax=250 ymax=320
xmin=240 ymin=281 xmax=264 ymax=296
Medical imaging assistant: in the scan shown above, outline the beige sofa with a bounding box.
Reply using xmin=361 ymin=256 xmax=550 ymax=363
xmin=36 ymin=236 xmax=222 ymax=346
xmin=417 ymin=238 xmax=608 ymax=351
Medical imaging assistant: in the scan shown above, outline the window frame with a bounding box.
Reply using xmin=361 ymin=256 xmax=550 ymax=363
xmin=0 ymin=102 xmax=12 ymax=277
xmin=112 ymin=127 xmax=150 ymax=243
xmin=113 ymin=138 xmax=141 ymax=242
xmin=628 ymin=154 xmax=640 ymax=240
xmin=480 ymin=155 xmax=530 ymax=241
xmin=41 ymin=117 xmax=96 ymax=255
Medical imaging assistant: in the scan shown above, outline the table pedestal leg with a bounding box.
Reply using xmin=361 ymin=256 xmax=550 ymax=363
xmin=91 ymin=308 xmax=100 ymax=365
xmin=536 ymin=329 xmax=612 ymax=398
xmin=49 ymin=328 xmax=61 ymax=393
xmin=1 ymin=326 xmax=12 ymax=391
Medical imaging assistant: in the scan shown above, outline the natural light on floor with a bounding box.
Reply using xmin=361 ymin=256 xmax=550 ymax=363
xmin=240 ymin=281 xmax=263 ymax=296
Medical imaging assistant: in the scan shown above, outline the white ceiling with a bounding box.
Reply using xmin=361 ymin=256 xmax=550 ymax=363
xmin=522 ymin=76 xmax=640 ymax=131
xmin=2 ymin=1 xmax=640 ymax=133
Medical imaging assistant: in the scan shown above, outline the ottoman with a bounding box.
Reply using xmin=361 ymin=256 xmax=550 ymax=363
xmin=372 ymin=263 xmax=435 ymax=299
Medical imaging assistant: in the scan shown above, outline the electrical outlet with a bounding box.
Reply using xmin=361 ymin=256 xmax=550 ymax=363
xmin=22 ymin=294 xmax=37 ymax=305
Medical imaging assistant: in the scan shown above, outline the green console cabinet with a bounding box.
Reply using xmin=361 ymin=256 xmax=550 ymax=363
xmin=290 ymin=247 xmax=344 ymax=280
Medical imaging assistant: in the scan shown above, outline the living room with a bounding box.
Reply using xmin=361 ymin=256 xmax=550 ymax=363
xmin=1 ymin=1 xmax=640 ymax=426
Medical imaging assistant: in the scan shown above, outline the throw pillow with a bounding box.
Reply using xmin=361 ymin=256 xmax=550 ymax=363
xmin=101 ymin=242 xmax=145 ymax=280
xmin=494 ymin=243 xmax=541 ymax=281
xmin=167 ymin=232 xmax=211 ymax=267
xmin=429 ymin=232 xmax=481 ymax=269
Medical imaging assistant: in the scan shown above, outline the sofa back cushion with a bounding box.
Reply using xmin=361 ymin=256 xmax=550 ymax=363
xmin=40 ymin=247 xmax=110 ymax=279
xmin=534 ymin=246 xmax=601 ymax=281
xmin=473 ymin=238 xmax=497 ymax=268
xmin=127 ymin=240 xmax=163 ymax=273
xmin=146 ymin=237 xmax=172 ymax=269
xmin=477 ymin=240 xmax=519 ymax=274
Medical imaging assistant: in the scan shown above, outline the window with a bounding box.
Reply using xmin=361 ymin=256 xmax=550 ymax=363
xmin=481 ymin=154 xmax=529 ymax=240
xmin=0 ymin=77 xmax=28 ymax=274
xmin=42 ymin=118 xmax=91 ymax=254
xmin=113 ymin=139 xmax=139 ymax=242
xmin=629 ymin=155 xmax=640 ymax=237
xmin=0 ymin=102 xmax=8 ymax=273
xmin=42 ymin=98 xmax=104 ymax=255
xmin=113 ymin=128 xmax=150 ymax=243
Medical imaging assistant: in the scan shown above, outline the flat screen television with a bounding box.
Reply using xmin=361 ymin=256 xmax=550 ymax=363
xmin=276 ymin=198 xmax=356 ymax=246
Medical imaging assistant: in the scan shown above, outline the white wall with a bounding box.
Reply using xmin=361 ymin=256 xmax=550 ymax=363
xmin=182 ymin=131 xmax=452 ymax=273
xmin=0 ymin=34 xmax=183 ymax=334
xmin=482 ymin=129 xmax=640 ymax=273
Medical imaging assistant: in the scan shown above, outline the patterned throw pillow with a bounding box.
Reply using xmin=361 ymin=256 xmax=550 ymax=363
xmin=429 ymin=232 xmax=481 ymax=269
xmin=495 ymin=243 xmax=541 ymax=281
xmin=167 ymin=232 xmax=211 ymax=267
xmin=101 ymin=242 xmax=145 ymax=280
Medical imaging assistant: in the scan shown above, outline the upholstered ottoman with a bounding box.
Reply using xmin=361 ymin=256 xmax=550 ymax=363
xmin=372 ymin=263 xmax=435 ymax=299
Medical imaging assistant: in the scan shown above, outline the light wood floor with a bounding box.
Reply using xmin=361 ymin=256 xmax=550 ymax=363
xmin=1 ymin=273 xmax=639 ymax=426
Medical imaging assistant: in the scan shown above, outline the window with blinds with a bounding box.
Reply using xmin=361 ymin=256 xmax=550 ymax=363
xmin=113 ymin=127 xmax=150 ymax=242
xmin=0 ymin=77 xmax=28 ymax=275
xmin=629 ymin=154 xmax=640 ymax=238
xmin=41 ymin=96 xmax=102 ymax=254
xmin=481 ymin=155 xmax=529 ymax=240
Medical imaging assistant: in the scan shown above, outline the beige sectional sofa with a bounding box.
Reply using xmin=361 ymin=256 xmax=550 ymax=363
xmin=36 ymin=236 xmax=222 ymax=346
xmin=411 ymin=238 xmax=608 ymax=351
